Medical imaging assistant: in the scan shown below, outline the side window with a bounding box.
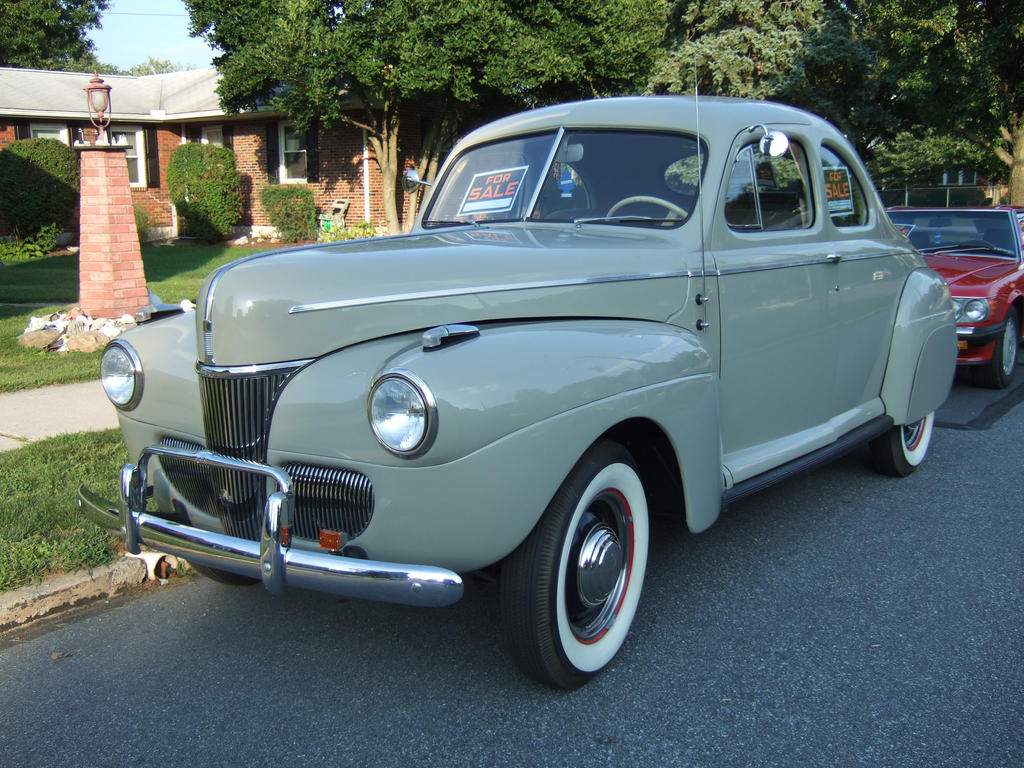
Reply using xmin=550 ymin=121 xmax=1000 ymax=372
xmin=725 ymin=142 xmax=813 ymax=231
xmin=820 ymin=145 xmax=868 ymax=227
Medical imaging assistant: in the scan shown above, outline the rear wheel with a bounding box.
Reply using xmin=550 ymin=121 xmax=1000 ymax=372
xmin=973 ymin=308 xmax=1019 ymax=389
xmin=869 ymin=412 xmax=934 ymax=477
xmin=500 ymin=441 xmax=649 ymax=689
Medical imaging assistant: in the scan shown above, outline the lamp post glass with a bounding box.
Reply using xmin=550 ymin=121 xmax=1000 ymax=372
xmin=84 ymin=73 xmax=112 ymax=144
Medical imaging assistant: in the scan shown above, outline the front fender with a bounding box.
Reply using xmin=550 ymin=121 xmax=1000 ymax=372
xmin=881 ymin=268 xmax=956 ymax=424
xmin=271 ymin=319 xmax=713 ymax=466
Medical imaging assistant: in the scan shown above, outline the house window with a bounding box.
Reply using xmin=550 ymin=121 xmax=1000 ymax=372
xmin=110 ymin=125 xmax=146 ymax=186
xmin=279 ymin=123 xmax=307 ymax=182
xmin=202 ymin=125 xmax=223 ymax=146
xmin=30 ymin=122 xmax=69 ymax=144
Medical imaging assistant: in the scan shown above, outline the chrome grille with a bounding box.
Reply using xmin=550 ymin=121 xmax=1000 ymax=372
xmin=159 ymin=438 xmax=375 ymax=542
xmin=285 ymin=463 xmax=375 ymax=539
xmin=193 ymin=366 xmax=296 ymax=538
xmin=199 ymin=367 xmax=293 ymax=462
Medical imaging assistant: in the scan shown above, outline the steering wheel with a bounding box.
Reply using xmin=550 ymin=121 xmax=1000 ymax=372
xmin=607 ymin=195 xmax=688 ymax=221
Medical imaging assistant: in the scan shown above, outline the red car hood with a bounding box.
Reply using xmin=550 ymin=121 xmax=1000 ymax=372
xmin=923 ymin=252 xmax=1021 ymax=292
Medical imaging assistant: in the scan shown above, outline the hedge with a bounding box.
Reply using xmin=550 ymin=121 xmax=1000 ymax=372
xmin=0 ymin=138 xmax=80 ymax=240
xmin=261 ymin=184 xmax=317 ymax=242
xmin=166 ymin=143 xmax=242 ymax=242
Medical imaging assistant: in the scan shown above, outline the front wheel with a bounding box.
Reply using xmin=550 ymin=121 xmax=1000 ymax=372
xmin=869 ymin=412 xmax=935 ymax=477
xmin=973 ymin=308 xmax=1019 ymax=389
xmin=500 ymin=441 xmax=649 ymax=689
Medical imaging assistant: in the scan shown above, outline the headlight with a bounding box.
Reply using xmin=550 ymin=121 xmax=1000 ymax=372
xmin=100 ymin=340 xmax=143 ymax=410
xmin=952 ymin=297 xmax=990 ymax=324
xmin=368 ymin=371 xmax=437 ymax=457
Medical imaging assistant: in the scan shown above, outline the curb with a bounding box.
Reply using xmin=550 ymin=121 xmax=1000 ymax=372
xmin=0 ymin=553 xmax=183 ymax=633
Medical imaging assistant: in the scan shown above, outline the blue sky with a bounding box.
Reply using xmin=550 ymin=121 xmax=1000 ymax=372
xmin=88 ymin=0 xmax=217 ymax=71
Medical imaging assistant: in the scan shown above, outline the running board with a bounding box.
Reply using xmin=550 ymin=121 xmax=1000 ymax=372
xmin=722 ymin=415 xmax=894 ymax=507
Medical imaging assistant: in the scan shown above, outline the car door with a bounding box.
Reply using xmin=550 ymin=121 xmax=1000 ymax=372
xmin=819 ymin=144 xmax=914 ymax=418
xmin=709 ymin=132 xmax=840 ymax=484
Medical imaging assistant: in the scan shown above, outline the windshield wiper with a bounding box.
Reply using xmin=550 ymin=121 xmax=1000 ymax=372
xmin=922 ymin=244 xmax=1016 ymax=258
xmin=572 ymin=216 xmax=679 ymax=227
xmin=423 ymin=219 xmax=480 ymax=228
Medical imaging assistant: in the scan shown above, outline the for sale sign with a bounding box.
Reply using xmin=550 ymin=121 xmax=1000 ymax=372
xmin=824 ymin=166 xmax=854 ymax=214
xmin=458 ymin=166 xmax=528 ymax=216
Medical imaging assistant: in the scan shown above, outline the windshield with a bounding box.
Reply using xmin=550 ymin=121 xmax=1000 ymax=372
xmin=888 ymin=209 xmax=1021 ymax=259
xmin=423 ymin=130 xmax=705 ymax=229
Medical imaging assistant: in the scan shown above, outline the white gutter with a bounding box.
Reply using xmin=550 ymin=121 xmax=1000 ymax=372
xmin=362 ymin=128 xmax=371 ymax=222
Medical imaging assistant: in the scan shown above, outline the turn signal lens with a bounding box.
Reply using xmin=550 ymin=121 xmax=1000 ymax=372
xmin=319 ymin=529 xmax=342 ymax=551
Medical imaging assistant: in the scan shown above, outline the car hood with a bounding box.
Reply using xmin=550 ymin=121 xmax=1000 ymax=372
xmin=922 ymin=252 xmax=1021 ymax=293
xmin=197 ymin=225 xmax=695 ymax=366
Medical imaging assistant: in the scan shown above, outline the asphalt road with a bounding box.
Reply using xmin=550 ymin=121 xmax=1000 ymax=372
xmin=1 ymin=372 xmax=1021 ymax=768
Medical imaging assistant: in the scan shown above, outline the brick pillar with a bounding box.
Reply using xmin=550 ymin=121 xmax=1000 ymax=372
xmin=77 ymin=146 xmax=149 ymax=318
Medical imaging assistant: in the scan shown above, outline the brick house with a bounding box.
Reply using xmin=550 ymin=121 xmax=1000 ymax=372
xmin=0 ymin=66 xmax=412 ymax=240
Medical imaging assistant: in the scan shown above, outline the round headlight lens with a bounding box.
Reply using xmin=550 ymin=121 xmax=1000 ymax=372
xmin=100 ymin=341 xmax=142 ymax=409
xmin=369 ymin=373 xmax=435 ymax=456
xmin=961 ymin=298 xmax=990 ymax=324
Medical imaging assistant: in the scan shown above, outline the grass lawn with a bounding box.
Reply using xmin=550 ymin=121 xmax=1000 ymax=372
xmin=0 ymin=430 xmax=128 ymax=591
xmin=0 ymin=304 xmax=104 ymax=392
xmin=0 ymin=242 xmax=270 ymax=305
xmin=0 ymin=243 xmax=270 ymax=393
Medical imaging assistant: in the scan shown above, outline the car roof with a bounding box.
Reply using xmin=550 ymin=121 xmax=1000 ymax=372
xmin=459 ymin=95 xmax=832 ymax=147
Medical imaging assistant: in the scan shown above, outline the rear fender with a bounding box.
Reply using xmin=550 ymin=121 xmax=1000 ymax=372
xmin=881 ymin=268 xmax=956 ymax=424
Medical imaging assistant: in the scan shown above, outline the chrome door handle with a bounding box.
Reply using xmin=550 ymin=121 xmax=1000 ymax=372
xmin=826 ymin=253 xmax=842 ymax=263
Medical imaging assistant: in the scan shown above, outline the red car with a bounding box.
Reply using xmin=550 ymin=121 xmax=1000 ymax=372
xmin=888 ymin=206 xmax=1024 ymax=388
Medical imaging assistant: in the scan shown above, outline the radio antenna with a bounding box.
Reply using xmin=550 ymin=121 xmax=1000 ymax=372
xmin=695 ymin=58 xmax=710 ymax=332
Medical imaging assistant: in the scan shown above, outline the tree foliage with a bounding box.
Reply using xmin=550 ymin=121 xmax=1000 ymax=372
xmin=868 ymin=0 xmax=1024 ymax=203
xmin=0 ymin=0 xmax=108 ymax=70
xmin=650 ymin=0 xmax=823 ymax=100
xmin=185 ymin=0 xmax=668 ymax=232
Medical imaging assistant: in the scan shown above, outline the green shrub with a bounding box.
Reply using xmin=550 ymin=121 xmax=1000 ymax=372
xmin=261 ymin=184 xmax=316 ymax=242
xmin=133 ymin=203 xmax=151 ymax=243
xmin=0 ymin=223 xmax=62 ymax=265
xmin=0 ymin=138 xmax=79 ymax=239
xmin=165 ymin=143 xmax=242 ymax=242
xmin=319 ymin=220 xmax=378 ymax=242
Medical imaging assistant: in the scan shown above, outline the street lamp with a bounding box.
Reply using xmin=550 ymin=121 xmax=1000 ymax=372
xmin=84 ymin=72 xmax=112 ymax=144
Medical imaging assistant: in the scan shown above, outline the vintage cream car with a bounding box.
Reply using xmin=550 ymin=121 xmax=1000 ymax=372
xmin=81 ymin=96 xmax=955 ymax=689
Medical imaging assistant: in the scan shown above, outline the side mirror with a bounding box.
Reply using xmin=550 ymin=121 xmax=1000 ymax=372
xmin=760 ymin=130 xmax=790 ymax=158
xmin=748 ymin=123 xmax=790 ymax=157
xmin=403 ymin=168 xmax=431 ymax=194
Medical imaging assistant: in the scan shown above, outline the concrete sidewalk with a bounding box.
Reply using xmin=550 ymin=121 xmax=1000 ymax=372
xmin=0 ymin=379 xmax=119 ymax=452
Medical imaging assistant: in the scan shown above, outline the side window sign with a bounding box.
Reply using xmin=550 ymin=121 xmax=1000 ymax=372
xmin=458 ymin=166 xmax=528 ymax=217
xmin=824 ymin=166 xmax=854 ymax=214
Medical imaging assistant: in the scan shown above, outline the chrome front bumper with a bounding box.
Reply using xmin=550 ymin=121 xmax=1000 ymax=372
xmin=78 ymin=444 xmax=463 ymax=607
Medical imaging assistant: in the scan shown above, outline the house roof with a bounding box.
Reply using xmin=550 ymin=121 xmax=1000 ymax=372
xmin=0 ymin=67 xmax=226 ymax=122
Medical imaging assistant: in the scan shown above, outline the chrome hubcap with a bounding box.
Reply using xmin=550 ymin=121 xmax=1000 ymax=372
xmin=577 ymin=524 xmax=623 ymax=607
xmin=1002 ymin=318 xmax=1018 ymax=376
xmin=565 ymin=490 xmax=632 ymax=641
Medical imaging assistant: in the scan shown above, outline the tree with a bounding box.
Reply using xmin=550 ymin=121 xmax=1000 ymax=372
xmin=128 ymin=57 xmax=193 ymax=76
xmin=185 ymin=0 xmax=667 ymax=233
xmin=0 ymin=0 xmax=108 ymax=70
xmin=651 ymin=2 xmax=890 ymax=154
xmin=649 ymin=0 xmax=824 ymax=99
xmin=870 ymin=0 xmax=1024 ymax=203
